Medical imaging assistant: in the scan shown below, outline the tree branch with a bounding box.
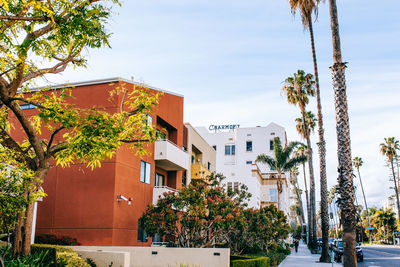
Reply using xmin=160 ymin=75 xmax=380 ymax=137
xmin=47 ymin=141 xmax=68 ymax=157
xmin=119 ymin=139 xmax=150 ymax=144
xmin=0 ymin=16 xmax=50 ymax=21
xmin=46 ymin=126 xmax=65 ymax=154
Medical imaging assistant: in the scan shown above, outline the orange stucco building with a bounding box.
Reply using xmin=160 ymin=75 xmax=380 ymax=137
xmin=13 ymin=78 xmax=188 ymax=246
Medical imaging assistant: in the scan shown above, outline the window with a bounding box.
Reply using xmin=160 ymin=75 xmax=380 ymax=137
xmin=269 ymin=140 xmax=274 ymax=150
xmin=155 ymin=173 xmax=165 ymax=187
xmin=191 ymin=155 xmax=195 ymax=164
xmin=227 ymin=182 xmax=233 ymax=191
xmin=147 ymin=115 xmax=153 ymax=126
xmin=182 ymin=170 xmax=187 ymax=186
xmin=225 ymin=145 xmax=235 ymax=155
xmin=246 ymin=161 xmax=252 ymax=165
xmin=137 ymin=220 xmax=148 ymax=242
xmin=140 ymin=161 xmax=151 ymax=184
xmin=212 ymin=145 xmax=217 ymax=151
xmin=271 ymin=132 xmax=275 ymax=136
xmin=20 ymin=104 xmax=36 ymax=110
xmin=270 ymin=166 xmax=276 ymax=171
xmin=207 ymin=162 xmax=211 ymax=170
xmin=246 ymin=141 xmax=252 ymax=152
xmin=234 ymin=182 xmax=239 ymax=192
xmin=269 ymin=189 xmax=278 ymax=202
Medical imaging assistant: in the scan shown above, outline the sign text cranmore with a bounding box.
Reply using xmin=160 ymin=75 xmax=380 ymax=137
xmin=209 ymin=124 xmax=240 ymax=131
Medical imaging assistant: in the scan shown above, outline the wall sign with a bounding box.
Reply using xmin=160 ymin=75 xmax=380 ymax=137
xmin=209 ymin=124 xmax=240 ymax=131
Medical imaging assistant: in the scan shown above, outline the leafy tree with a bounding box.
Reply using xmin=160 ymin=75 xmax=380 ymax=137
xmin=287 ymin=0 xmax=330 ymax=261
xmin=244 ymin=206 xmax=290 ymax=253
xmin=0 ymin=0 xmax=163 ymax=256
xmin=326 ymin=0 xmax=358 ymax=264
xmin=282 ymin=70 xmax=318 ymax=249
xmin=256 ymin=137 xmax=306 ymax=210
xmin=380 ymin=137 xmax=400 ymax=226
xmin=140 ymin=173 xmax=251 ymax=251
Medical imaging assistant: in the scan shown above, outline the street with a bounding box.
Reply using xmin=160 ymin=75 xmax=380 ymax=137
xmin=358 ymin=245 xmax=400 ymax=267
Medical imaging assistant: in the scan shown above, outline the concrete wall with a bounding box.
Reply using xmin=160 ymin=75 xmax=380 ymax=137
xmin=72 ymin=246 xmax=230 ymax=267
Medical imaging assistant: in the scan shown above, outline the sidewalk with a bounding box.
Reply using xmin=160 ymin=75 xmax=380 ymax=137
xmin=279 ymin=241 xmax=341 ymax=267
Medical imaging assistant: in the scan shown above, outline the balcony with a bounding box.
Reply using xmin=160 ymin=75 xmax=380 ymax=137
xmin=154 ymin=139 xmax=189 ymax=171
xmin=191 ymin=164 xmax=211 ymax=182
xmin=152 ymin=186 xmax=178 ymax=205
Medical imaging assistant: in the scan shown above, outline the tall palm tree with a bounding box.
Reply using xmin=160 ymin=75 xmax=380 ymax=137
xmin=380 ymin=137 xmax=400 ymax=226
xmin=282 ymin=70 xmax=317 ymax=249
xmin=353 ymin=157 xmax=369 ymax=223
xmin=287 ymin=0 xmax=330 ymax=261
xmin=256 ymin=137 xmax=307 ymax=210
xmin=327 ymin=0 xmax=357 ymax=265
xmin=290 ymin=166 xmax=306 ymax=226
xmin=296 ymin=144 xmax=311 ymax=243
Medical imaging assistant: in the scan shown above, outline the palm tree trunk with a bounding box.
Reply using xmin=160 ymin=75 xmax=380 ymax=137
xmin=301 ymin=109 xmax=317 ymax=249
xmin=390 ymin=160 xmax=400 ymax=226
xmin=303 ymin=162 xmax=311 ymax=245
xmin=295 ymin=177 xmax=306 ymax=224
xmin=328 ymin=0 xmax=357 ymax=265
xmin=307 ymin=16 xmax=330 ymax=262
xmin=357 ymin=167 xmax=370 ymax=226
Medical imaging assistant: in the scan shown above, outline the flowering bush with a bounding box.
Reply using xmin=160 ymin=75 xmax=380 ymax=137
xmin=140 ymin=173 xmax=290 ymax=254
xmin=35 ymin=234 xmax=81 ymax=246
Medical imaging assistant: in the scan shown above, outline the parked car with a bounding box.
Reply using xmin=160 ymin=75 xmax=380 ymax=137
xmin=332 ymin=239 xmax=363 ymax=262
xmin=317 ymin=237 xmax=322 ymax=247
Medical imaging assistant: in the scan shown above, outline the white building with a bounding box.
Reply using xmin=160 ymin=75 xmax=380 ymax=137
xmin=196 ymin=123 xmax=292 ymax=216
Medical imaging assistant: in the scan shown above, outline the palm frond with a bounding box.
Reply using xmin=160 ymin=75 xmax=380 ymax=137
xmin=256 ymin=154 xmax=276 ymax=169
xmin=283 ymin=155 xmax=307 ymax=172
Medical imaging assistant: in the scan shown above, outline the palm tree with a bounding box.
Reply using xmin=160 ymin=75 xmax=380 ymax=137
xmin=282 ymin=70 xmax=317 ymax=249
xmin=295 ymin=111 xmax=316 ymax=137
xmin=380 ymin=137 xmax=400 ymax=226
xmin=290 ymin=166 xmax=306 ymax=226
xmin=296 ymin=144 xmax=310 ymax=243
xmin=256 ymin=137 xmax=307 ymax=210
xmin=287 ymin=0 xmax=330 ymax=261
xmin=327 ymin=0 xmax=357 ymax=265
xmin=353 ymin=157 xmax=369 ymax=223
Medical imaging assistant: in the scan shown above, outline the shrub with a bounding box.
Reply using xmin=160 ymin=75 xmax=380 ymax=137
xmin=264 ymin=251 xmax=286 ymax=267
xmin=231 ymin=256 xmax=269 ymax=267
xmin=35 ymin=234 xmax=81 ymax=245
xmin=31 ymin=244 xmax=89 ymax=267
xmin=1 ymin=247 xmax=52 ymax=267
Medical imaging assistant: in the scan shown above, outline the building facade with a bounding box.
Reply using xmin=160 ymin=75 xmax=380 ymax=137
xmin=196 ymin=123 xmax=291 ymax=215
xmin=183 ymin=123 xmax=216 ymax=185
xmin=11 ymin=78 xmax=189 ymax=246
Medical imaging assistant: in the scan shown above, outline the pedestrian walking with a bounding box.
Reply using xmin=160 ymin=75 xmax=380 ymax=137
xmin=294 ymin=239 xmax=299 ymax=253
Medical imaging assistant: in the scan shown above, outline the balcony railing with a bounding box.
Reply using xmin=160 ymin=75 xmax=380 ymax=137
xmin=152 ymin=186 xmax=178 ymax=205
xmin=154 ymin=139 xmax=189 ymax=171
xmin=191 ymin=164 xmax=211 ymax=182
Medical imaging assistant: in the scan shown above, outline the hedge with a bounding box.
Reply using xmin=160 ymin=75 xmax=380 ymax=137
xmin=31 ymin=244 xmax=90 ymax=267
xmin=231 ymin=256 xmax=270 ymax=267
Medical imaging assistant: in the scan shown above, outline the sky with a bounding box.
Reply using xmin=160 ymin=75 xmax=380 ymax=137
xmin=46 ymin=0 xmax=400 ymax=209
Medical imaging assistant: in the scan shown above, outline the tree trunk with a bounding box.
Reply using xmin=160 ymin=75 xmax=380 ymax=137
xmin=328 ymin=0 xmax=357 ymax=265
xmin=302 ymin=162 xmax=311 ymax=245
xmin=12 ymin=166 xmax=49 ymax=256
xmin=301 ymin=109 xmax=317 ymax=249
xmin=357 ymin=167 xmax=370 ymax=226
xmin=390 ymin=160 xmax=400 ymax=226
xmin=307 ymin=16 xmax=330 ymax=262
xmin=331 ymin=63 xmax=357 ymax=267
xmin=295 ymin=176 xmax=306 ymax=224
